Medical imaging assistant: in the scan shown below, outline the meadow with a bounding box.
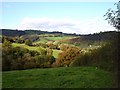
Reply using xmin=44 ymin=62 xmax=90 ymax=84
xmin=34 ymin=36 xmax=72 ymax=44
xmin=2 ymin=67 xmax=115 ymax=88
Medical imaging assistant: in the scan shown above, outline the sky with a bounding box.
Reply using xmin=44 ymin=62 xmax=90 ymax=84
xmin=1 ymin=1 xmax=117 ymax=34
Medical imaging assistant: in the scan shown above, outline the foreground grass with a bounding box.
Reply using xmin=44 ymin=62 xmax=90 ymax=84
xmin=0 ymin=72 xmax=2 ymax=89
xmin=2 ymin=67 xmax=114 ymax=88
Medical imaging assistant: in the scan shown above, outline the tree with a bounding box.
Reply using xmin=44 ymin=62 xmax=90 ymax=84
xmin=56 ymin=47 xmax=81 ymax=67
xmin=104 ymin=2 xmax=120 ymax=88
xmin=104 ymin=1 xmax=120 ymax=30
xmin=59 ymin=44 xmax=70 ymax=51
xmin=2 ymin=40 xmax=13 ymax=71
xmin=25 ymin=39 xmax=32 ymax=46
xmin=104 ymin=0 xmax=119 ymax=70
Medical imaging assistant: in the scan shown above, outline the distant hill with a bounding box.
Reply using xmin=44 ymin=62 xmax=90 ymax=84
xmin=0 ymin=29 xmax=119 ymax=42
xmin=0 ymin=29 xmax=63 ymax=37
xmin=69 ymin=31 xmax=118 ymax=43
xmin=1 ymin=29 xmax=26 ymax=37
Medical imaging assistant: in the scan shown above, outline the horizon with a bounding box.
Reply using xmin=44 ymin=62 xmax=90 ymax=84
xmin=1 ymin=2 xmax=117 ymax=34
xmin=1 ymin=28 xmax=117 ymax=35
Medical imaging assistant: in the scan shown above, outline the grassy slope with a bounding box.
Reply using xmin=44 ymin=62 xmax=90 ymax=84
xmin=2 ymin=67 xmax=114 ymax=88
xmin=34 ymin=36 xmax=73 ymax=44
xmin=12 ymin=43 xmax=41 ymax=52
xmin=45 ymin=36 xmax=70 ymax=41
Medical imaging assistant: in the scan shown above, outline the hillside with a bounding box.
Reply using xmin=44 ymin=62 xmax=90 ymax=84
xmin=1 ymin=29 xmax=118 ymax=44
xmin=2 ymin=67 xmax=115 ymax=88
xmin=1 ymin=29 xmax=63 ymax=37
xmin=2 ymin=29 xmax=119 ymax=88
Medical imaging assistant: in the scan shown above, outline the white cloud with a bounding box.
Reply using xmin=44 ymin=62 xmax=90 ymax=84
xmin=17 ymin=17 xmax=116 ymax=34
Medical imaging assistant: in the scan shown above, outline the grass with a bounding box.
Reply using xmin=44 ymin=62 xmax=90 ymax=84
xmin=2 ymin=67 xmax=114 ymax=88
xmin=0 ymin=72 xmax=1 ymax=90
xmin=36 ymin=38 xmax=49 ymax=43
xmin=34 ymin=36 xmax=73 ymax=44
xmin=45 ymin=36 xmax=70 ymax=41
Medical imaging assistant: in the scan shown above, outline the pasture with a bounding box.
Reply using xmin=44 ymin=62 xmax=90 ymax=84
xmin=2 ymin=67 xmax=114 ymax=88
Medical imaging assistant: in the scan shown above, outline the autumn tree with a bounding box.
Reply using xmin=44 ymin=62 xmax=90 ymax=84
xmin=56 ymin=47 xmax=81 ymax=67
xmin=59 ymin=44 xmax=70 ymax=51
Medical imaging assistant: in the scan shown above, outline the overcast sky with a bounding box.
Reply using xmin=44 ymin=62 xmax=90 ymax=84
xmin=1 ymin=2 xmax=117 ymax=34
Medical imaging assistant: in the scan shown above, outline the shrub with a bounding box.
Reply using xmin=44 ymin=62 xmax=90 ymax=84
xmin=70 ymin=42 xmax=117 ymax=72
xmin=59 ymin=44 xmax=70 ymax=51
xmin=25 ymin=39 xmax=32 ymax=46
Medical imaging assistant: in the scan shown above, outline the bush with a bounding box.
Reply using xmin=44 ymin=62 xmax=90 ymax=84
xmin=59 ymin=44 xmax=70 ymax=51
xmin=25 ymin=39 xmax=32 ymax=46
xmin=70 ymin=52 xmax=91 ymax=67
xmin=70 ymin=42 xmax=117 ymax=72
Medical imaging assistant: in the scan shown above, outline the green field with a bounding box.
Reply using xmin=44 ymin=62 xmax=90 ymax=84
xmin=12 ymin=43 xmax=41 ymax=52
xmin=12 ymin=43 xmax=60 ymax=58
xmin=34 ymin=36 xmax=73 ymax=44
xmin=45 ymin=36 xmax=71 ymax=41
xmin=2 ymin=67 xmax=114 ymax=88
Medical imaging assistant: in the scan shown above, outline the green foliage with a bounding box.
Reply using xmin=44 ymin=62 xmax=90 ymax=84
xmin=29 ymin=50 xmax=40 ymax=56
xmin=12 ymin=43 xmax=41 ymax=51
xmin=2 ymin=39 xmax=12 ymax=48
xmin=2 ymin=44 xmax=55 ymax=71
xmin=12 ymin=46 xmax=29 ymax=59
xmin=47 ymin=42 xmax=58 ymax=49
xmin=104 ymin=1 xmax=120 ymax=30
xmin=70 ymin=42 xmax=118 ymax=72
xmin=52 ymin=50 xmax=60 ymax=58
xmin=33 ymin=42 xmax=47 ymax=48
xmin=2 ymin=40 xmax=13 ymax=71
xmin=12 ymin=43 xmax=59 ymax=58
xmin=25 ymin=39 xmax=32 ymax=46
xmin=16 ymin=38 xmax=24 ymax=43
